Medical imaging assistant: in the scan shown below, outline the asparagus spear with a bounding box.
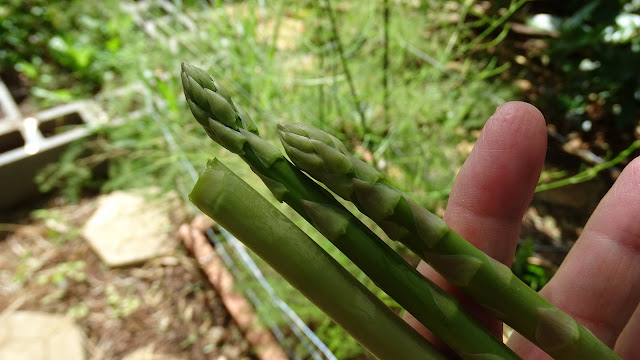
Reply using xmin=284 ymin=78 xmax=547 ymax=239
xmin=277 ymin=121 xmax=621 ymax=360
xmin=190 ymin=159 xmax=447 ymax=360
xmin=181 ymin=62 xmax=520 ymax=359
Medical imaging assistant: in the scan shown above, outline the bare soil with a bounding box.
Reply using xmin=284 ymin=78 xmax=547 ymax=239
xmin=0 ymin=197 xmax=256 ymax=360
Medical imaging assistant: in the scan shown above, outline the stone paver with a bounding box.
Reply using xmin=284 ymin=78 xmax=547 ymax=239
xmin=82 ymin=190 xmax=180 ymax=267
xmin=0 ymin=311 xmax=84 ymax=360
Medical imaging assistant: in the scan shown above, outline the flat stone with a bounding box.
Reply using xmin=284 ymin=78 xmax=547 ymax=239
xmin=82 ymin=190 xmax=180 ymax=267
xmin=0 ymin=311 xmax=84 ymax=360
xmin=123 ymin=345 xmax=185 ymax=360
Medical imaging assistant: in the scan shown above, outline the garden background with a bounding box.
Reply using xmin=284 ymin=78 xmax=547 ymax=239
xmin=1 ymin=1 xmax=639 ymax=359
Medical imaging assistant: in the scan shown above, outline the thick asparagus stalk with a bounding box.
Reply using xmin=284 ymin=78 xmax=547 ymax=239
xmin=277 ymin=121 xmax=621 ymax=360
xmin=181 ymin=62 xmax=520 ymax=359
xmin=190 ymin=159 xmax=446 ymax=360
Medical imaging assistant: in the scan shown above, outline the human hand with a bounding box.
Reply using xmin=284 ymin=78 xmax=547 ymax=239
xmin=404 ymin=102 xmax=640 ymax=359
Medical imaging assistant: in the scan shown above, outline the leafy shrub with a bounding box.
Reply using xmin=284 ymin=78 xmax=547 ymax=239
xmin=0 ymin=0 xmax=128 ymax=104
xmin=526 ymin=0 xmax=640 ymax=131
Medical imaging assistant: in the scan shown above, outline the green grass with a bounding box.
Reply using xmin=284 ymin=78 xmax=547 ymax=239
xmin=18 ymin=0 xmax=525 ymax=358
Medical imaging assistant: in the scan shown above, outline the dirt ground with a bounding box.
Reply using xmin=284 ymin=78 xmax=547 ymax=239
xmin=0 ymin=166 xmax=622 ymax=360
xmin=0 ymin=197 xmax=256 ymax=360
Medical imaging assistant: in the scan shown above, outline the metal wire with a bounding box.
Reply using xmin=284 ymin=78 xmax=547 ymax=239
xmin=154 ymin=103 xmax=332 ymax=360
xmin=116 ymin=1 xmax=337 ymax=358
xmin=206 ymin=228 xmax=301 ymax=360
xmin=139 ymin=83 xmax=332 ymax=359
xmin=222 ymin=227 xmax=337 ymax=360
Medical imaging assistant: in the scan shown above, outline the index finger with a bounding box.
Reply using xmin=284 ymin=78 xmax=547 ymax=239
xmin=405 ymin=102 xmax=547 ymax=340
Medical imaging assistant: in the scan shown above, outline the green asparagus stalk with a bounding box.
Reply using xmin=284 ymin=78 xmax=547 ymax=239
xmin=277 ymin=121 xmax=621 ymax=360
xmin=190 ymin=159 xmax=446 ymax=360
xmin=181 ymin=62 xmax=520 ymax=359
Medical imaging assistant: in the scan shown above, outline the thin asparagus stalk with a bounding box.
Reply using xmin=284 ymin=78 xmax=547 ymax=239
xmin=190 ymin=159 xmax=446 ymax=360
xmin=277 ymin=121 xmax=621 ymax=360
xmin=181 ymin=62 xmax=520 ymax=359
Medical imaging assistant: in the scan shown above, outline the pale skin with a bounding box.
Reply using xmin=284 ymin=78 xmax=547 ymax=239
xmin=404 ymin=101 xmax=640 ymax=359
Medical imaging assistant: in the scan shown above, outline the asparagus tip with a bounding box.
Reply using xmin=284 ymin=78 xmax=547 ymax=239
xmin=181 ymin=61 xmax=197 ymax=78
xmin=277 ymin=122 xmax=308 ymax=138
